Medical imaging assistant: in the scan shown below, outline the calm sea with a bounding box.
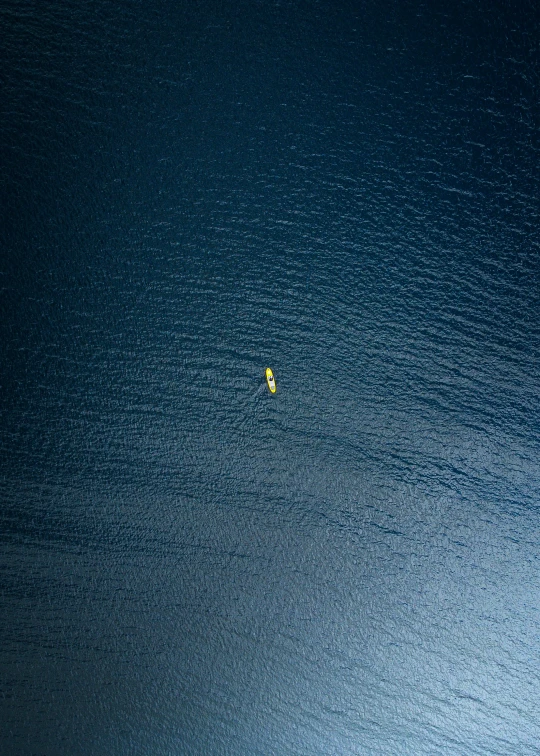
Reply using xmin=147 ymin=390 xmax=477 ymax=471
xmin=1 ymin=0 xmax=539 ymax=753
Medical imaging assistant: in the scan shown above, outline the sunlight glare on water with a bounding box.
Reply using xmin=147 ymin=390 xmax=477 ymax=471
xmin=1 ymin=0 xmax=539 ymax=754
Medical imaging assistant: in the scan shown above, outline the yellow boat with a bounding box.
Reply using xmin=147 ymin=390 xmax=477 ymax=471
xmin=265 ymin=367 xmax=276 ymax=393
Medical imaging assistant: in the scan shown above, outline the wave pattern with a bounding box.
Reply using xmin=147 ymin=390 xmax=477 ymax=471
xmin=1 ymin=0 xmax=539 ymax=754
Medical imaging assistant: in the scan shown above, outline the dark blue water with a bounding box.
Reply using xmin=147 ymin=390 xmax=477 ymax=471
xmin=2 ymin=1 xmax=539 ymax=753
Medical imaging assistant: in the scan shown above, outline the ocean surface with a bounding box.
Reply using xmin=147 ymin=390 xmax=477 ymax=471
xmin=1 ymin=1 xmax=539 ymax=753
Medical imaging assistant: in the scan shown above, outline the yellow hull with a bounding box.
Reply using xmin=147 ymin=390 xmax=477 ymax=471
xmin=265 ymin=367 xmax=276 ymax=393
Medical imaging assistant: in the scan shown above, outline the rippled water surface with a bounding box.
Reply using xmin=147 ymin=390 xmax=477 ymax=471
xmin=1 ymin=1 xmax=539 ymax=754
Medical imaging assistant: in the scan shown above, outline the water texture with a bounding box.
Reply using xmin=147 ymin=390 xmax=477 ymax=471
xmin=1 ymin=1 xmax=539 ymax=754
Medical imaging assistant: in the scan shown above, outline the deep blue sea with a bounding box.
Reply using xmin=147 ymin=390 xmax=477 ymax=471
xmin=1 ymin=1 xmax=539 ymax=753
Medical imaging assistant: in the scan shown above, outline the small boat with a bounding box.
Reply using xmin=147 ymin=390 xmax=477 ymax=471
xmin=265 ymin=367 xmax=276 ymax=393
